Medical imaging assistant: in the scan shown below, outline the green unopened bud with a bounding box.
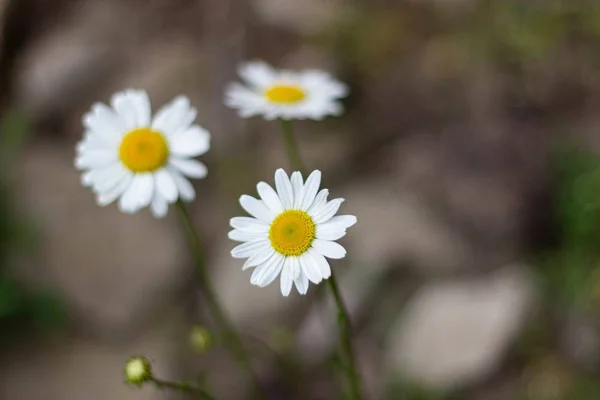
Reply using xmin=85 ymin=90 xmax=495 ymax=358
xmin=189 ymin=326 xmax=212 ymax=353
xmin=124 ymin=356 xmax=152 ymax=386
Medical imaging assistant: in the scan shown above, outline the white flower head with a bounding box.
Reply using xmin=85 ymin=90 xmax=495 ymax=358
xmin=229 ymin=169 xmax=357 ymax=296
xmin=75 ymin=89 xmax=211 ymax=218
xmin=224 ymin=61 xmax=349 ymax=121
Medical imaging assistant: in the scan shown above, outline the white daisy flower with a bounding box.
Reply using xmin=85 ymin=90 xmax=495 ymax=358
xmin=229 ymin=168 xmax=357 ymax=296
xmin=224 ymin=61 xmax=349 ymax=121
xmin=75 ymin=89 xmax=211 ymax=218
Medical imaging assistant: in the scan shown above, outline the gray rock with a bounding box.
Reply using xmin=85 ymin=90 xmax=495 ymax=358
xmin=14 ymin=142 xmax=189 ymax=338
xmin=386 ymin=265 xmax=536 ymax=389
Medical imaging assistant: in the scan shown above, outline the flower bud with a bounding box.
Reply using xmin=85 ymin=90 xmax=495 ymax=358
xmin=124 ymin=356 xmax=152 ymax=386
xmin=189 ymin=326 xmax=212 ymax=353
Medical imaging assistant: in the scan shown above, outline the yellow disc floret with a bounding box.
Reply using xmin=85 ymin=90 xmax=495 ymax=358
xmin=265 ymin=85 xmax=306 ymax=104
xmin=269 ymin=210 xmax=316 ymax=256
xmin=119 ymin=128 xmax=169 ymax=173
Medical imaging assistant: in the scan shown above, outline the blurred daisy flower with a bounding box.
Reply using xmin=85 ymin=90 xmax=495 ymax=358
xmin=75 ymin=89 xmax=210 ymax=218
xmin=224 ymin=61 xmax=348 ymax=121
xmin=229 ymin=169 xmax=357 ymax=296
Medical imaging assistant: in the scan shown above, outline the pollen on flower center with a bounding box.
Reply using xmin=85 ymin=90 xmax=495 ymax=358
xmin=269 ymin=210 xmax=316 ymax=256
xmin=265 ymin=85 xmax=306 ymax=104
xmin=119 ymin=128 xmax=169 ymax=173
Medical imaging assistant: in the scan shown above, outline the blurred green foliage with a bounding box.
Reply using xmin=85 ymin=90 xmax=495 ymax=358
xmin=0 ymin=109 xmax=65 ymax=344
xmin=386 ymin=378 xmax=457 ymax=400
xmin=535 ymin=145 xmax=600 ymax=308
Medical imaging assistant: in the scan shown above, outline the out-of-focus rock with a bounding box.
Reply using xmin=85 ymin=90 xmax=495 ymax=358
xmin=386 ymin=265 xmax=536 ymax=389
xmin=14 ymin=142 xmax=189 ymax=338
xmin=340 ymin=178 xmax=472 ymax=274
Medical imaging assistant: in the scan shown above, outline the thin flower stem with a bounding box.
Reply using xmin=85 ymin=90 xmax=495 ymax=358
xmin=327 ymin=275 xmax=361 ymax=400
xmin=175 ymin=200 xmax=264 ymax=399
xmin=151 ymin=377 xmax=216 ymax=399
xmin=278 ymin=120 xmax=362 ymax=400
xmin=280 ymin=120 xmax=306 ymax=173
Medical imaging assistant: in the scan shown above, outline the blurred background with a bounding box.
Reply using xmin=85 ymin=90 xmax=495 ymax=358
xmin=2 ymin=0 xmax=600 ymax=399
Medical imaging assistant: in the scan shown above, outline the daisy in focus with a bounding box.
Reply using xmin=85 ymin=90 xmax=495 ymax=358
xmin=224 ymin=61 xmax=349 ymax=121
xmin=75 ymin=89 xmax=210 ymax=218
xmin=229 ymin=169 xmax=357 ymax=296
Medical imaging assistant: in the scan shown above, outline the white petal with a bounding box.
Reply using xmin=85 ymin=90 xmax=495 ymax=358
xmin=169 ymin=158 xmax=208 ymax=179
xmin=307 ymin=189 xmax=329 ymax=215
xmin=228 ymin=229 xmax=265 ymax=242
xmin=243 ymin=247 xmax=275 ymax=270
xmin=322 ymin=215 xmax=357 ymax=230
xmin=75 ymin=151 xmax=117 ymax=170
xmin=251 ymin=253 xmax=284 ymax=287
xmin=167 ymin=167 xmax=195 ymax=202
xmin=294 ymin=272 xmax=309 ymax=295
xmin=154 ymin=168 xmax=178 ymax=203
xmin=169 ymin=125 xmax=210 ymax=157
xmin=316 ymin=216 xmax=355 ymax=240
xmin=311 ymin=239 xmax=346 ymax=259
xmin=83 ymin=103 xmax=125 ymax=142
xmin=257 ymin=182 xmax=284 ymax=214
xmin=230 ymin=217 xmax=269 ymax=233
xmin=300 ymin=252 xmax=323 ymax=284
xmin=130 ymin=90 xmax=151 ymax=127
xmin=280 ymin=262 xmax=294 ymax=296
xmin=312 ymin=198 xmax=344 ymax=224
xmin=239 ymin=195 xmax=275 ymax=223
xmin=300 ymin=170 xmax=321 ymax=211
xmin=274 ymin=169 xmax=294 ymax=209
xmin=97 ymin=173 xmax=133 ymax=206
xmin=84 ymin=163 xmax=127 ymax=191
xmin=118 ymin=175 xmax=146 ymax=214
xmin=152 ymin=96 xmax=194 ymax=135
xmin=243 ymin=257 xmax=256 ymax=271
xmin=151 ymin=191 xmax=169 ymax=218
xmin=290 ymin=256 xmax=301 ymax=279
xmin=238 ymin=61 xmax=276 ymax=89
xmin=315 ymin=228 xmax=346 ymax=241
xmin=308 ymin=248 xmax=331 ymax=279
xmin=111 ymin=90 xmax=138 ymax=129
xmin=231 ymin=239 xmax=270 ymax=259
xmin=290 ymin=171 xmax=303 ymax=209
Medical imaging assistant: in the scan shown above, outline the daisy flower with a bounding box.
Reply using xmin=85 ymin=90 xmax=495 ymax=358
xmin=224 ymin=61 xmax=348 ymax=121
xmin=75 ymin=89 xmax=210 ymax=218
xmin=229 ymin=169 xmax=357 ymax=296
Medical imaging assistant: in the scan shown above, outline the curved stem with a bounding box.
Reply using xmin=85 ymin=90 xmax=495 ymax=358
xmin=175 ymin=201 xmax=264 ymax=399
xmin=278 ymin=120 xmax=362 ymax=400
xmin=151 ymin=377 xmax=215 ymax=399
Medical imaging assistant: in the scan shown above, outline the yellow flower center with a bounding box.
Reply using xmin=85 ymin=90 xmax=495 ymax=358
xmin=265 ymin=85 xmax=306 ymax=104
xmin=269 ymin=210 xmax=316 ymax=256
xmin=119 ymin=128 xmax=169 ymax=173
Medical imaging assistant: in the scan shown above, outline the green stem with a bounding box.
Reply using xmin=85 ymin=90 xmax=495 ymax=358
xmin=280 ymin=120 xmax=306 ymax=174
xmin=327 ymin=275 xmax=361 ymax=400
xmin=175 ymin=201 xmax=264 ymax=399
xmin=278 ymin=120 xmax=362 ymax=400
xmin=151 ymin=377 xmax=215 ymax=399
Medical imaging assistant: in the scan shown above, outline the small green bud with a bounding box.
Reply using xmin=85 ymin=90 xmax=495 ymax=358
xmin=124 ymin=356 xmax=152 ymax=386
xmin=189 ymin=326 xmax=212 ymax=353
